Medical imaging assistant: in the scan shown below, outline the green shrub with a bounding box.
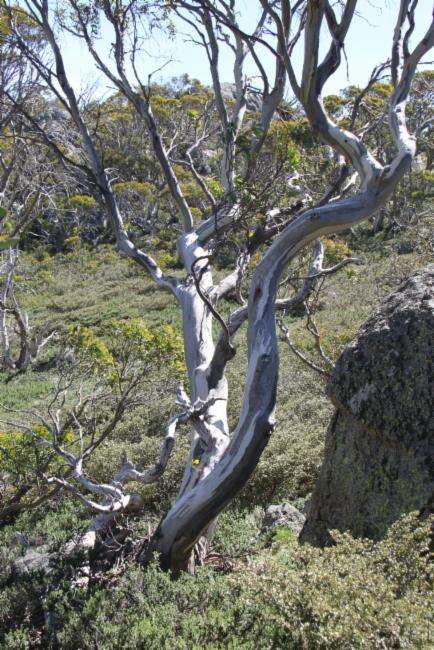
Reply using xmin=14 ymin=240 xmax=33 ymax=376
xmin=158 ymin=251 xmax=183 ymax=270
xmin=212 ymin=508 xmax=264 ymax=558
xmin=323 ymin=237 xmax=352 ymax=264
xmin=1 ymin=513 xmax=430 ymax=649
xmin=238 ymin=513 xmax=433 ymax=649
xmin=68 ymin=195 xmax=98 ymax=211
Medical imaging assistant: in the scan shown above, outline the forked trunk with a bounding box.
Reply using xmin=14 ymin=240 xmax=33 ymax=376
xmin=146 ymin=169 xmax=413 ymax=574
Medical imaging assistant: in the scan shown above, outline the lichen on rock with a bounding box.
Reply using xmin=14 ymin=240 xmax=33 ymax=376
xmin=301 ymin=265 xmax=434 ymax=546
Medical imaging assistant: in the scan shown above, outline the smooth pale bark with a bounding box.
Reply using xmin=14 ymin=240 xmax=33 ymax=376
xmin=0 ymin=248 xmax=15 ymax=369
xmin=176 ymin=233 xmax=230 ymax=498
xmin=0 ymin=248 xmax=54 ymax=371
xmin=9 ymin=0 xmax=233 ymax=557
xmin=144 ymin=0 xmax=434 ymax=565
xmin=146 ymin=168 xmax=411 ymax=573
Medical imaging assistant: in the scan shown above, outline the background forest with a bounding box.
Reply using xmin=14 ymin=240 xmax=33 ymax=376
xmin=0 ymin=1 xmax=433 ymax=647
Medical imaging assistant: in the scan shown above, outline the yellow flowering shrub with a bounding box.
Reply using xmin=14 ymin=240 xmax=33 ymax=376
xmin=68 ymin=195 xmax=98 ymax=211
xmin=66 ymin=324 xmax=115 ymax=369
xmin=323 ymin=237 xmax=352 ymax=264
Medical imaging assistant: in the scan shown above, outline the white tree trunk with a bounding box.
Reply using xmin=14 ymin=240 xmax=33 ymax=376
xmin=145 ymin=169 xmax=418 ymax=573
xmin=176 ymin=234 xmax=230 ymax=529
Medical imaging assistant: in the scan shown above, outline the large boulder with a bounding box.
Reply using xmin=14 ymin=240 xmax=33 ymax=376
xmin=300 ymin=266 xmax=433 ymax=545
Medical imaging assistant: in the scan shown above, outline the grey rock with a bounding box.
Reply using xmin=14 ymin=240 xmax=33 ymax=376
xmin=328 ymin=265 xmax=433 ymax=439
xmin=63 ymin=348 xmax=76 ymax=364
xmin=263 ymin=504 xmax=306 ymax=534
xmin=219 ymin=83 xmax=263 ymax=113
xmin=301 ymin=266 xmax=434 ymax=545
xmin=13 ymin=547 xmax=53 ymax=577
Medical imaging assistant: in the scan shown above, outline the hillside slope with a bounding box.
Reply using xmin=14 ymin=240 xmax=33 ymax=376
xmin=0 ymin=242 xmax=432 ymax=648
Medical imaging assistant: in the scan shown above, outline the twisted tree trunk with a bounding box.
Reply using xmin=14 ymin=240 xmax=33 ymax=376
xmin=7 ymin=0 xmax=432 ymax=575
xmin=145 ymin=178 xmax=402 ymax=573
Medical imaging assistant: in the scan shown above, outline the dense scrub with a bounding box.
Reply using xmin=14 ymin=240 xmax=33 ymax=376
xmin=0 ymin=240 xmax=432 ymax=647
xmin=1 ymin=511 xmax=432 ymax=649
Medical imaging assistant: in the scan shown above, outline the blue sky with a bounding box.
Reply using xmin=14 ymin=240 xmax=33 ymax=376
xmin=62 ymin=0 xmax=433 ymax=99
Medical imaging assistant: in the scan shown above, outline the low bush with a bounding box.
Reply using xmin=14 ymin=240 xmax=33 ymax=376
xmin=0 ymin=512 xmax=431 ymax=649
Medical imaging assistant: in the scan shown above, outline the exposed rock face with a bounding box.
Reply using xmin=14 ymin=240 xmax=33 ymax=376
xmin=262 ymin=504 xmax=306 ymax=534
xmin=301 ymin=266 xmax=434 ymax=545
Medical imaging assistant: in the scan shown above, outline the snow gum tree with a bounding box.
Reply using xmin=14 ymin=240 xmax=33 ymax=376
xmin=3 ymin=0 xmax=433 ymax=573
